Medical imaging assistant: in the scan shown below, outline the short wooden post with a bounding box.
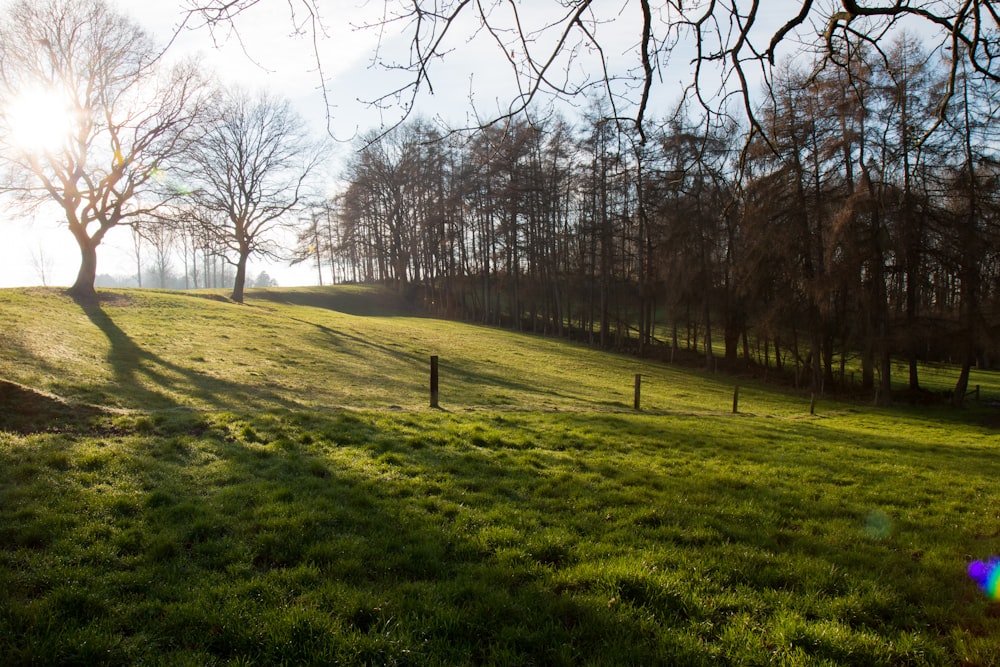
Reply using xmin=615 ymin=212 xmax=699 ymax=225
xmin=430 ymin=355 xmax=439 ymax=408
xmin=810 ymin=393 xmax=817 ymax=415
xmin=634 ymin=374 xmax=642 ymax=411
xmin=732 ymin=385 xmax=739 ymax=414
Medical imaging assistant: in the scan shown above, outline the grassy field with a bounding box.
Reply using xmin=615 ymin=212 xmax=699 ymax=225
xmin=1 ymin=286 xmax=1000 ymax=665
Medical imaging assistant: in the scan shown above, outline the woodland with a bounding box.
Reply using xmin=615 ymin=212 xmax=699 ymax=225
xmin=1 ymin=1 xmax=998 ymax=404
xmin=294 ymin=34 xmax=999 ymax=404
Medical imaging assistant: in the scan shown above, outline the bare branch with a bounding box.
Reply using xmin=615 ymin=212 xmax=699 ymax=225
xmin=0 ymin=0 xmax=209 ymax=298
xmin=177 ymin=0 xmax=1000 ymax=147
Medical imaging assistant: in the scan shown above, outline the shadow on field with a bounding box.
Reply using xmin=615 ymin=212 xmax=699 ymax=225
xmin=289 ymin=318 xmax=592 ymax=409
xmin=166 ymin=412 xmax=741 ymax=663
xmin=2 ymin=408 xmax=999 ymax=663
xmin=0 ymin=413 xmax=686 ymax=663
xmin=250 ymin=286 xmax=420 ymax=317
xmin=0 ymin=327 xmax=109 ymax=432
xmin=0 ymin=379 xmax=107 ymax=433
xmin=75 ymin=296 xmax=300 ymax=412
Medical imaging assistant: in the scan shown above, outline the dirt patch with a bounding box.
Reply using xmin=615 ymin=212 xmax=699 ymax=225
xmin=0 ymin=379 xmax=107 ymax=434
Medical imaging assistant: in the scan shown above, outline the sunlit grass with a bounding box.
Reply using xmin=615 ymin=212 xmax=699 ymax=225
xmin=1 ymin=285 xmax=999 ymax=664
xmin=2 ymin=409 xmax=999 ymax=664
xmin=0 ymin=287 xmax=809 ymax=415
xmin=3 ymin=286 xmax=996 ymax=416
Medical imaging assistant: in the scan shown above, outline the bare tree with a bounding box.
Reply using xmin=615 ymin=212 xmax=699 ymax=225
xmin=0 ymin=0 xmax=207 ymax=300
xmin=130 ymin=226 xmax=145 ymax=288
xmin=941 ymin=46 xmax=999 ymax=405
xmin=292 ymin=206 xmax=329 ymax=287
xmin=29 ymin=243 xmax=54 ymax=287
xmin=182 ymin=1 xmax=999 ymax=141
xmin=140 ymin=219 xmax=176 ymax=288
xmin=182 ymin=87 xmax=323 ymax=303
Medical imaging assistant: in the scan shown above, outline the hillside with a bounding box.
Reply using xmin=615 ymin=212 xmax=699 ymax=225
xmin=0 ymin=285 xmax=813 ymax=417
xmin=1 ymin=286 xmax=1000 ymax=665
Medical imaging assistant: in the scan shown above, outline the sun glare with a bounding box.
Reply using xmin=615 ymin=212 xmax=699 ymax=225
xmin=4 ymin=86 xmax=74 ymax=154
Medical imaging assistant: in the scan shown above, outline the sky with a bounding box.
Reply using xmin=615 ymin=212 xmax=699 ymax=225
xmin=2 ymin=0 xmax=583 ymax=288
xmin=2 ymin=0 xmax=384 ymax=289
xmin=0 ymin=0 xmax=938 ymax=289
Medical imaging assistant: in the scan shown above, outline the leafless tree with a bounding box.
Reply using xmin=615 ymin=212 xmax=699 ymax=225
xmin=29 ymin=243 xmax=54 ymax=287
xmin=140 ymin=219 xmax=177 ymax=288
xmin=181 ymin=1 xmax=999 ymax=141
xmin=130 ymin=226 xmax=146 ymax=288
xmin=291 ymin=206 xmax=330 ymax=287
xmin=0 ymin=0 xmax=208 ymax=300
xmin=181 ymin=87 xmax=324 ymax=303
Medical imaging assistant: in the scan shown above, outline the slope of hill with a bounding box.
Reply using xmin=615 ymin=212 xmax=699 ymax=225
xmin=1 ymin=286 xmax=999 ymax=665
xmin=0 ymin=285 xmax=814 ymax=416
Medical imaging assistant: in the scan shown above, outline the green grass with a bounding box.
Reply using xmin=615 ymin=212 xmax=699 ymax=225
xmin=0 ymin=286 xmax=926 ymax=415
xmin=1 ymin=286 xmax=1000 ymax=665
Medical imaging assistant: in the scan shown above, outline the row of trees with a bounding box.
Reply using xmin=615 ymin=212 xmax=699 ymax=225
xmin=0 ymin=0 xmax=322 ymax=303
xmin=3 ymin=0 xmax=998 ymax=405
xmin=300 ymin=34 xmax=999 ymax=403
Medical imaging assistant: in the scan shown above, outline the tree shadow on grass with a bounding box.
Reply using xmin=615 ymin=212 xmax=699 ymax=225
xmin=0 ymin=325 xmax=111 ymax=433
xmin=250 ymin=286 xmax=420 ymax=318
xmin=300 ymin=319 xmax=598 ymax=409
xmin=0 ymin=378 xmax=107 ymax=434
xmin=1 ymin=409 xmax=997 ymax=664
xmin=74 ymin=294 xmax=301 ymax=412
xmin=0 ymin=410 xmax=698 ymax=665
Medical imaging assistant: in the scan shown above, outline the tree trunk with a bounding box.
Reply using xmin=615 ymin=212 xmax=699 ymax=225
xmin=810 ymin=325 xmax=823 ymax=394
xmin=724 ymin=316 xmax=740 ymax=364
xmin=703 ymin=293 xmax=714 ymax=371
xmin=69 ymin=239 xmax=99 ymax=301
xmin=861 ymin=328 xmax=874 ymax=390
xmin=231 ymin=252 xmax=249 ymax=303
xmin=953 ymin=360 xmax=972 ymax=408
xmin=822 ymin=332 xmax=835 ymax=392
xmin=908 ymin=357 xmax=920 ymax=392
xmin=878 ymin=337 xmax=892 ymax=406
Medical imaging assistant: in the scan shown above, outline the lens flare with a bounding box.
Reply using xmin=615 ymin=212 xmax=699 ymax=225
xmin=968 ymin=558 xmax=1000 ymax=600
xmin=150 ymin=166 xmax=193 ymax=195
xmin=865 ymin=510 xmax=893 ymax=539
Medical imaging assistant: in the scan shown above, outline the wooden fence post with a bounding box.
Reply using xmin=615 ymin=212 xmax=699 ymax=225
xmin=634 ymin=374 xmax=642 ymax=411
xmin=810 ymin=393 xmax=817 ymax=415
xmin=430 ymin=355 xmax=439 ymax=408
xmin=732 ymin=385 xmax=739 ymax=414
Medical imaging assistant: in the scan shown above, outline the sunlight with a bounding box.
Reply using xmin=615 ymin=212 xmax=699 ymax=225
xmin=4 ymin=85 xmax=74 ymax=154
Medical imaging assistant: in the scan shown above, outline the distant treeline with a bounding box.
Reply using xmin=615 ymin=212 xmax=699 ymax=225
xmin=295 ymin=35 xmax=997 ymax=403
xmin=94 ymin=269 xmax=277 ymax=291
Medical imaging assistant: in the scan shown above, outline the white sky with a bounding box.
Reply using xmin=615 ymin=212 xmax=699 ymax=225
xmin=2 ymin=0 xmax=581 ymax=288
xmin=2 ymin=0 xmax=385 ymax=289
xmin=0 ymin=1 xmax=938 ymax=289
